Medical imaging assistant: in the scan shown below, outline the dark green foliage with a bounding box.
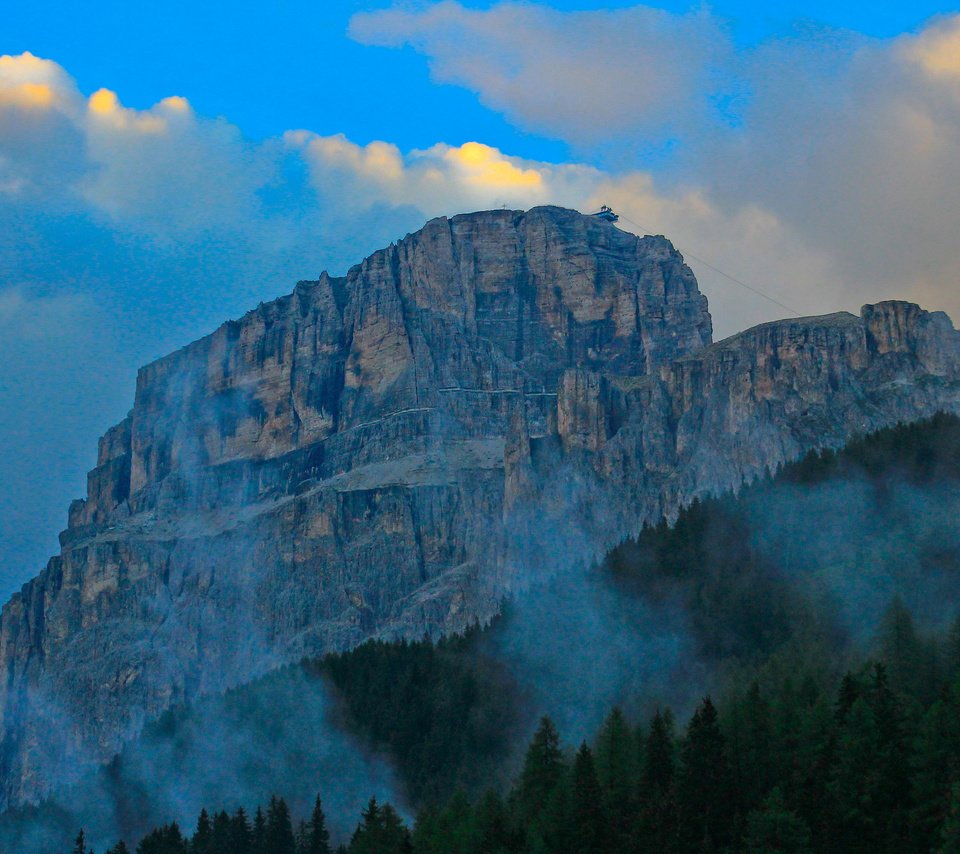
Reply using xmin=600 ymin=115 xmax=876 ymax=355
xmin=77 ymin=597 xmax=960 ymax=854
xmin=318 ymin=628 xmax=520 ymax=805
xmin=743 ymin=788 xmax=811 ymax=854
xmin=347 ymin=799 xmax=410 ymax=854
xmin=593 ymin=708 xmax=637 ymax=851
xmin=136 ymin=822 xmax=188 ymax=854
xmin=569 ymin=744 xmax=604 ymax=853
xmin=678 ymin=697 xmax=732 ymax=851
xmin=938 ymin=783 xmax=960 ymax=854
xmin=517 ymin=716 xmax=565 ymax=828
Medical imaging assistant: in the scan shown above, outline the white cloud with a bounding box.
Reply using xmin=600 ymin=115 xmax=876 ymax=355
xmin=350 ymin=2 xmax=731 ymax=149
xmin=286 ymin=132 xmax=602 ymax=214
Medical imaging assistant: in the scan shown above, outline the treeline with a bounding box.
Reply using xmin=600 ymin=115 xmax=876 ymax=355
xmin=75 ymin=599 xmax=960 ymax=853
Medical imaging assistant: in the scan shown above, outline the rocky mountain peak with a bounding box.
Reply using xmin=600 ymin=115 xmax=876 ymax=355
xmin=1 ymin=208 xmax=958 ymax=810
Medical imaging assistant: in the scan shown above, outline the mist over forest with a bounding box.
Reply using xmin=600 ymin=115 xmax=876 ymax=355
xmin=5 ymin=415 xmax=960 ymax=853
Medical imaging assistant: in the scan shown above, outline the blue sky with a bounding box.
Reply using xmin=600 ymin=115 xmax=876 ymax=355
xmin=4 ymin=0 xmax=954 ymax=157
xmin=1 ymin=1 xmax=960 ymax=598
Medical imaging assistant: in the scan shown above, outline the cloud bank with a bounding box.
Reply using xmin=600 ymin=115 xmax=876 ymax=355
xmin=349 ymin=2 xmax=731 ymax=152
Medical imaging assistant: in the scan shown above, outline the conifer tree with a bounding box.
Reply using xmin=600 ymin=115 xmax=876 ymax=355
xmin=74 ymin=829 xmax=87 ymax=854
xmin=835 ymin=673 xmax=861 ymax=724
xmin=679 ymin=697 xmax=732 ymax=851
xmin=829 ymin=696 xmax=881 ymax=854
xmin=266 ymin=796 xmax=297 ymax=854
xmin=571 ymin=743 xmax=605 ymax=853
xmin=192 ymin=809 xmax=212 ymax=854
xmin=519 ymin=716 xmax=565 ymax=824
xmin=211 ymin=811 xmax=231 ymax=853
xmin=595 ymin=707 xmax=638 ymax=850
xmin=643 ymin=709 xmax=676 ymax=796
xmin=349 ymin=798 xmax=409 ymax=854
xmin=252 ymin=806 xmax=267 ymax=854
xmin=230 ymin=807 xmax=252 ymax=854
xmin=305 ymin=795 xmax=331 ymax=854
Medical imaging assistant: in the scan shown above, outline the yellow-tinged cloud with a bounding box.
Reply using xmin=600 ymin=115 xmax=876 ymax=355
xmin=0 ymin=82 xmax=55 ymax=109
xmin=88 ymin=87 xmax=118 ymax=114
xmin=87 ymin=87 xmax=167 ymax=133
xmin=159 ymin=95 xmax=190 ymax=112
xmin=0 ymin=52 xmax=73 ymax=111
xmin=287 ymin=131 xmax=566 ymax=216
xmin=446 ymin=141 xmax=542 ymax=188
xmin=905 ymin=15 xmax=960 ymax=78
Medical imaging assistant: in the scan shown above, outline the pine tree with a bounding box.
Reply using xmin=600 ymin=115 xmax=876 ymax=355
xmin=947 ymin=616 xmax=960 ymax=678
xmin=595 ymin=707 xmax=638 ymax=851
xmin=736 ymin=682 xmax=775 ymax=807
xmin=571 ymin=743 xmax=605 ymax=853
xmin=192 ymin=808 xmax=212 ymax=854
xmin=643 ymin=708 xmax=676 ymax=796
xmin=349 ymin=798 xmax=409 ymax=854
xmin=868 ymin=663 xmax=911 ymax=850
xmin=678 ymin=697 xmax=733 ymax=851
xmin=877 ymin=598 xmax=934 ymax=701
xmin=136 ymin=822 xmax=189 ymax=854
xmin=835 ymin=673 xmax=861 ymax=724
xmin=519 ymin=716 xmax=565 ymax=824
xmin=641 ymin=708 xmax=680 ymax=853
xmin=349 ymin=797 xmax=382 ymax=854
xmin=230 ymin=807 xmax=253 ymax=854
xmin=266 ymin=796 xmax=297 ymax=854
xmin=305 ymin=795 xmax=331 ymax=854
xmin=106 ymin=842 xmax=131 ymax=854
xmin=828 ymin=697 xmax=881 ymax=854
xmin=252 ymin=806 xmax=267 ymax=854
xmin=211 ymin=811 xmax=231 ymax=854
xmin=913 ymin=681 xmax=960 ymax=850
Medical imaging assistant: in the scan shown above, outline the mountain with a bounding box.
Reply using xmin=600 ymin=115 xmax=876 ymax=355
xmin=6 ymin=414 xmax=960 ymax=853
xmin=1 ymin=205 xmax=959 ymax=810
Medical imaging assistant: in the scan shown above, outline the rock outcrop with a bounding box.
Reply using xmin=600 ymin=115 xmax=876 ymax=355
xmin=1 ymin=206 xmax=959 ymax=808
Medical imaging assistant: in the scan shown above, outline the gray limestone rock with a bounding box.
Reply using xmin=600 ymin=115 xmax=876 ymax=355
xmin=1 ymin=205 xmax=958 ymax=809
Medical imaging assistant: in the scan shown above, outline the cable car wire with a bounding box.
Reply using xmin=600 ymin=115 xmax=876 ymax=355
xmin=613 ymin=211 xmax=804 ymax=318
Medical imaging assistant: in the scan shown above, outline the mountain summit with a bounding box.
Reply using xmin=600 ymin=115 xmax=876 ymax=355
xmin=1 ymin=205 xmax=958 ymax=807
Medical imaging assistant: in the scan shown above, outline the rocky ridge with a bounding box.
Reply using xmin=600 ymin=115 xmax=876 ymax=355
xmin=1 ymin=206 xmax=959 ymax=808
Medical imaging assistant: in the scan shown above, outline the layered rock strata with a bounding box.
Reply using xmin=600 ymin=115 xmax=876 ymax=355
xmin=2 ymin=206 xmax=959 ymax=808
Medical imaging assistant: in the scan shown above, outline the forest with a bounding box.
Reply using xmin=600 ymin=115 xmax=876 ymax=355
xmin=8 ymin=413 xmax=960 ymax=853
xmin=74 ymin=605 xmax=960 ymax=852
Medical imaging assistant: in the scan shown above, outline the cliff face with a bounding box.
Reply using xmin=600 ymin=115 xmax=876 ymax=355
xmin=1 ymin=206 xmax=959 ymax=808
